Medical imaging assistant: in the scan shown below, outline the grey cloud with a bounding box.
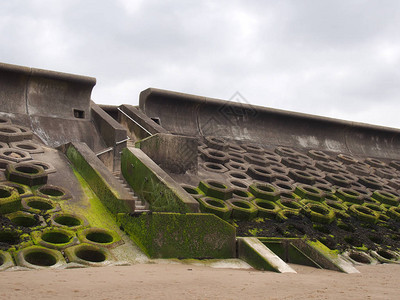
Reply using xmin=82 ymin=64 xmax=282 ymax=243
xmin=1 ymin=1 xmax=400 ymax=127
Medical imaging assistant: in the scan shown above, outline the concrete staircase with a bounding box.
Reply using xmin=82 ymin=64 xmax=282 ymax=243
xmin=112 ymin=171 xmax=149 ymax=213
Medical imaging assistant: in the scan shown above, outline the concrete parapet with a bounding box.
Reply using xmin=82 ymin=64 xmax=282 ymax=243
xmin=135 ymin=133 xmax=198 ymax=174
xmin=139 ymin=88 xmax=400 ymax=160
xmin=0 ymin=62 xmax=95 ymax=120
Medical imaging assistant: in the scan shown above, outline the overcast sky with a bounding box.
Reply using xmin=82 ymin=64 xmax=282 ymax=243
xmin=1 ymin=1 xmax=400 ymax=128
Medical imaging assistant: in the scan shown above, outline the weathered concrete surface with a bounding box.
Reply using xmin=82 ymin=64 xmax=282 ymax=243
xmin=135 ymin=133 xmax=198 ymax=174
xmin=139 ymin=88 xmax=400 ymax=160
xmin=237 ymin=237 xmax=296 ymax=273
xmin=91 ymin=102 xmax=127 ymax=170
xmin=0 ymin=62 xmax=105 ymax=151
xmin=118 ymin=105 xmax=168 ymax=141
xmin=121 ymin=147 xmax=199 ymax=213
xmin=118 ymin=212 xmax=236 ymax=259
xmin=298 ymin=240 xmax=359 ymax=274
xmin=59 ymin=141 xmax=135 ymax=214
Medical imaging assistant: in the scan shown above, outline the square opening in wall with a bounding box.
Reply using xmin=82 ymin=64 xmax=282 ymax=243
xmin=73 ymin=109 xmax=85 ymax=119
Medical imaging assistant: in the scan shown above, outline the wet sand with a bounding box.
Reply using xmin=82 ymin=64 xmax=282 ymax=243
xmin=0 ymin=263 xmax=398 ymax=299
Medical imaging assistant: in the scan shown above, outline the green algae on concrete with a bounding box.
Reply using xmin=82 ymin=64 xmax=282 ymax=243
xmin=62 ymin=142 xmax=134 ymax=214
xmin=117 ymin=212 xmax=235 ymax=259
xmin=237 ymin=237 xmax=296 ymax=273
xmin=121 ymin=147 xmax=199 ymax=213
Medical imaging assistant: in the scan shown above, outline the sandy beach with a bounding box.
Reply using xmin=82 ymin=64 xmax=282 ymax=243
xmin=0 ymin=263 xmax=398 ymax=299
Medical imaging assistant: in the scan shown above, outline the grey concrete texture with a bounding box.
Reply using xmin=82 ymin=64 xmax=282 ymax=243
xmin=136 ymin=133 xmax=198 ymax=174
xmin=139 ymin=88 xmax=400 ymax=160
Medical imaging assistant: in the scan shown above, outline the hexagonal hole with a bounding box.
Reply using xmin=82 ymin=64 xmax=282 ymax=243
xmin=15 ymin=166 xmax=40 ymax=174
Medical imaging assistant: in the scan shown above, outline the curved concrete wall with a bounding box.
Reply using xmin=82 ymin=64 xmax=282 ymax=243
xmin=139 ymin=88 xmax=400 ymax=159
xmin=0 ymin=62 xmax=95 ymax=120
xmin=0 ymin=62 xmax=105 ymax=150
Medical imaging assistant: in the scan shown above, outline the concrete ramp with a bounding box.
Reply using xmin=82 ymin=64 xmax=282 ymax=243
xmin=237 ymin=237 xmax=296 ymax=273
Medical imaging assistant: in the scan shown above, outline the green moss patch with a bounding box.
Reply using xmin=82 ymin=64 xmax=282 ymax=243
xmin=117 ymin=212 xmax=235 ymax=259
xmin=121 ymin=147 xmax=198 ymax=213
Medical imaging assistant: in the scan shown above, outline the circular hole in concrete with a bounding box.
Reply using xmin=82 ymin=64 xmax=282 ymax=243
xmin=0 ymin=188 xmax=11 ymax=198
xmin=309 ymin=205 xmax=327 ymax=215
xmin=76 ymin=249 xmax=106 ymax=263
xmin=54 ymin=215 xmax=81 ymax=227
xmin=257 ymin=185 xmax=274 ymax=193
xmin=27 ymin=200 xmax=54 ymax=210
xmin=230 ymin=180 xmax=247 ymax=189
xmin=230 ymin=172 xmax=246 ymax=179
xmin=4 ymin=151 xmax=22 ymax=158
xmin=0 ymin=231 xmax=20 ymax=244
xmin=0 ymin=128 xmax=16 ymax=133
xmin=281 ymin=201 xmax=299 ymax=210
xmin=42 ymin=232 xmax=71 ymax=244
xmin=233 ymin=189 xmax=248 ymax=198
xmin=182 ymin=186 xmax=199 ymax=195
xmin=25 ymin=251 xmax=57 ymax=266
xmin=15 ymin=166 xmax=39 ymax=174
xmin=231 ymin=201 xmax=250 ymax=209
xmin=0 ymin=255 xmax=3 ymax=266
xmin=377 ymin=250 xmax=395 ymax=260
xmin=16 ymin=144 xmax=36 ymax=150
xmin=205 ymin=199 xmax=225 ymax=208
xmin=208 ymin=151 xmax=224 ymax=158
xmin=10 ymin=215 xmax=38 ymax=227
xmin=231 ymin=158 xmax=245 ymax=164
xmin=208 ymin=181 xmax=226 ymax=189
xmin=256 ymin=201 xmax=275 ymax=210
xmin=276 ymin=182 xmax=292 ymax=191
xmin=349 ymin=252 xmax=371 ymax=264
xmin=39 ymin=187 xmax=64 ymax=197
xmin=326 ymin=202 xmax=343 ymax=210
xmin=86 ymin=232 xmax=114 ymax=244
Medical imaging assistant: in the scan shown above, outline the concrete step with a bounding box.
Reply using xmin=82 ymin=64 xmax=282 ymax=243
xmin=112 ymin=168 xmax=150 ymax=213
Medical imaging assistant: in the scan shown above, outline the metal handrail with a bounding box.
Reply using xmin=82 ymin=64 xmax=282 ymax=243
xmin=117 ymin=107 xmax=153 ymax=136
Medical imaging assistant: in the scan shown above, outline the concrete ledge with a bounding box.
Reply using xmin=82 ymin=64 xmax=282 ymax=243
xmin=139 ymin=87 xmax=400 ymax=159
xmin=117 ymin=212 xmax=236 ymax=259
xmin=136 ymin=133 xmax=198 ymax=174
xmin=121 ymin=147 xmax=199 ymax=213
xmin=59 ymin=142 xmax=135 ymax=214
xmin=237 ymin=237 xmax=296 ymax=273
